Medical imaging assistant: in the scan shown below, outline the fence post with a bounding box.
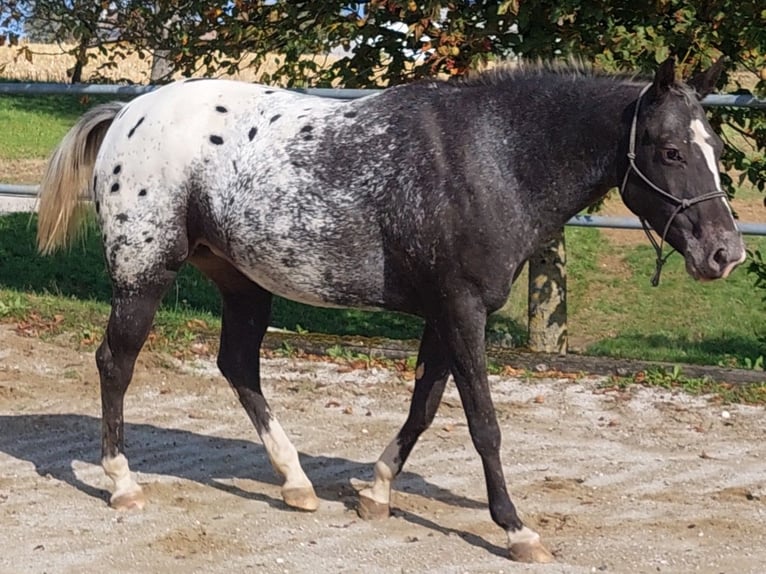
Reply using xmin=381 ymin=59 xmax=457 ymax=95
xmin=527 ymin=229 xmax=567 ymax=354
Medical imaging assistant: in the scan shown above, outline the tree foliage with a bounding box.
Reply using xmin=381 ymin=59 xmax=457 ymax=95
xmin=0 ymin=0 xmax=30 ymax=46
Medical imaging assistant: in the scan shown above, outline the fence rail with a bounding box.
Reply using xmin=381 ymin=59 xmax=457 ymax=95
xmin=2 ymin=81 xmax=765 ymax=107
xmin=4 ymin=182 xmax=766 ymax=235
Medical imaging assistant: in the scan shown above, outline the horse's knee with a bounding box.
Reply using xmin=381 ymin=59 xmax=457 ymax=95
xmin=95 ymin=338 xmax=113 ymax=374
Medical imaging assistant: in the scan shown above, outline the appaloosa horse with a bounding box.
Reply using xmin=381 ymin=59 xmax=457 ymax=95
xmin=36 ymin=56 xmax=744 ymax=562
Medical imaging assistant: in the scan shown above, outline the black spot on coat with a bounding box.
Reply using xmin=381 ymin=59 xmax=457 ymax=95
xmin=138 ymin=189 xmax=147 ymax=197
xmin=210 ymin=135 xmax=224 ymax=145
xmin=215 ymin=105 xmax=228 ymax=113
xmin=111 ymin=183 xmax=120 ymax=193
xmin=300 ymin=124 xmax=314 ymax=140
xmin=116 ymin=213 xmax=129 ymax=223
xmin=248 ymin=127 xmax=257 ymax=141
xmin=270 ymin=114 xmax=281 ymax=124
xmin=113 ymin=164 xmax=121 ymax=175
xmin=128 ymin=117 xmax=145 ymax=138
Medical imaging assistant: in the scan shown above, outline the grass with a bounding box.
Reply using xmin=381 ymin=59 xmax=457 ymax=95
xmin=495 ymin=225 xmax=766 ymax=368
xmin=566 ymin=226 xmax=766 ymax=367
xmin=0 ymin=92 xmax=128 ymax=159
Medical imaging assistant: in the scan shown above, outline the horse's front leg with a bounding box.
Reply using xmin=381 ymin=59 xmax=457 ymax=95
xmin=445 ymin=293 xmax=554 ymax=563
xmin=358 ymin=321 xmax=450 ymax=518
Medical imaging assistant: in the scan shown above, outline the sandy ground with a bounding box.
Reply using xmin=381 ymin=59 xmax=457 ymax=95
xmin=0 ymin=325 xmax=765 ymax=573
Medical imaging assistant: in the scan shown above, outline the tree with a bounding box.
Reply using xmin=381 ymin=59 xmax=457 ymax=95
xmin=13 ymin=1 xmax=194 ymax=83
xmin=0 ymin=0 xmax=29 ymax=46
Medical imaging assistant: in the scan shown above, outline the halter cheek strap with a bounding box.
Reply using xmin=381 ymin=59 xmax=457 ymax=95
xmin=619 ymin=83 xmax=728 ymax=286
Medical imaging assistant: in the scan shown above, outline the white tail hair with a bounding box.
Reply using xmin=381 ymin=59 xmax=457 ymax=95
xmin=36 ymin=102 xmax=125 ymax=254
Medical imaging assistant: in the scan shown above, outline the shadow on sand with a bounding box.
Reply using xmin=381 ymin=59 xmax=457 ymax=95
xmin=0 ymin=412 xmax=506 ymax=558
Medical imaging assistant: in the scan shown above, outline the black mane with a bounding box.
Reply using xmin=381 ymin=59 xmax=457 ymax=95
xmin=454 ymin=59 xmax=644 ymax=88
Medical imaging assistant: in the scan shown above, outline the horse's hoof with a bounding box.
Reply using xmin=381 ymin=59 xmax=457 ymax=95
xmin=357 ymin=490 xmax=390 ymax=520
xmin=282 ymin=486 xmax=319 ymax=512
xmin=110 ymin=489 xmax=146 ymax=511
xmin=508 ymin=540 xmax=555 ymax=563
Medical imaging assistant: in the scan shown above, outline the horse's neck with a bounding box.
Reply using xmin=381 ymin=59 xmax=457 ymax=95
xmin=502 ymin=81 xmax=639 ymax=234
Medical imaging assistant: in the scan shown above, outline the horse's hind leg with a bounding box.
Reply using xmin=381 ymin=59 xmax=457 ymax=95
xmin=192 ymin=250 xmax=318 ymax=511
xmin=358 ymin=322 xmax=450 ymax=519
xmin=97 ymin=278 xmax=174 ymax=510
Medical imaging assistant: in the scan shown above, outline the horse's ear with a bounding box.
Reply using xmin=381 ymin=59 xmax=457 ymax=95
xmin=649 ymin=56 xmax=677 ymax=99
xmin=687 ymin=57 xmax=727 ymax=99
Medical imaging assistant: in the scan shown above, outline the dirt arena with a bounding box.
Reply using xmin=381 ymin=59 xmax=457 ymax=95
xmin=0 ymin=325 xmax=764 ymax=573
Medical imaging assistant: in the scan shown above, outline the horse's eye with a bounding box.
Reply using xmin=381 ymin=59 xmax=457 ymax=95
xmin=661 ymin=147 xmax=683 ymax=164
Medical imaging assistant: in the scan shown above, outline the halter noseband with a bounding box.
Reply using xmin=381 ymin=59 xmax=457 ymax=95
xmin=619 ymin=83 xmax=728 ymax=286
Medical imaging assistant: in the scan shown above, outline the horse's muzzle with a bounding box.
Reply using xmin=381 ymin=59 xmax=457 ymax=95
xmin=685 ymin=231 xmax=746 ymax=281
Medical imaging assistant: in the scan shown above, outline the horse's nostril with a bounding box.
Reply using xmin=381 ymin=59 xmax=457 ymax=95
xmin=712 ymin=247 xmax=727 ymax=267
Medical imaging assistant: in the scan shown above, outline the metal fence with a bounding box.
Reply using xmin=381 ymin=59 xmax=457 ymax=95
xmin=2 ymin=81 xmax=766 ymax=235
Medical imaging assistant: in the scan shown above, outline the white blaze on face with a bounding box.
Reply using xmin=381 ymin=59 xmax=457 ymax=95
xmin=690 ymin=118 xmax=733 ymax=216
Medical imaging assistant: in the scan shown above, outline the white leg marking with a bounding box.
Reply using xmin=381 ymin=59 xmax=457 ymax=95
xmin=506 ymin=525 xmax=542 ymax=546
xmin=361 ymin=439 xmax=398 ymax=505
xmin=102 ymin=454 xmax=144 ymax=507
xmin=261 ymin=417 xmax=312 ymax=490
xmin=362 ymin=361 xmax=426 ymax=505
xmin=507 ymin=526 xmax=555 ymax=563
xmin=690 ymin=118 xmax=734 ymax=216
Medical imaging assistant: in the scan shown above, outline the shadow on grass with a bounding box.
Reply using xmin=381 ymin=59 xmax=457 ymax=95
xmin=586 ymin=331 xmax=765 ymax=367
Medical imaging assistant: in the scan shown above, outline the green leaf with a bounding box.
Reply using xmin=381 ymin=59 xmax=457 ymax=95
xmin=654 ymin=45 xmax=670 ymax=63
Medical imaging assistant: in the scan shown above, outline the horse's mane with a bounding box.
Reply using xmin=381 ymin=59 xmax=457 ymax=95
xmin=454 ymin=58 xmax=645 ymax=88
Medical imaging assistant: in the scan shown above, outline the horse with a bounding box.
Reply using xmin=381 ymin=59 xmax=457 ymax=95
xmin=36 ymin=56 xmax=745 ymax=563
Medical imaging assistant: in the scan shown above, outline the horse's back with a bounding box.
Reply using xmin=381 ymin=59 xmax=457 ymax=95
xmin=93 ymin=79 xmax=388 ymax=307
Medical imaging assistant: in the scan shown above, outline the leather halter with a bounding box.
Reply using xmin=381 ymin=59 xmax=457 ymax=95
xmin=619 ymin=84 xmax=728 ymax=286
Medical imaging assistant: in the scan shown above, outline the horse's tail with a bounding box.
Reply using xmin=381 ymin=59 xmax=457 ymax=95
xmin=37 ymin=101 xmax=126 ymax=254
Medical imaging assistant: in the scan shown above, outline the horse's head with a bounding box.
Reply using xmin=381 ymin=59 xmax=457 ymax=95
xmin=620 ymin=56 xmax=745 ymax=282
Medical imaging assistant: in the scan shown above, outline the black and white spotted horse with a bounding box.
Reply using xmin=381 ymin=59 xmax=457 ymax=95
xmin=37 ymin=57 xmax=744 ymax=562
